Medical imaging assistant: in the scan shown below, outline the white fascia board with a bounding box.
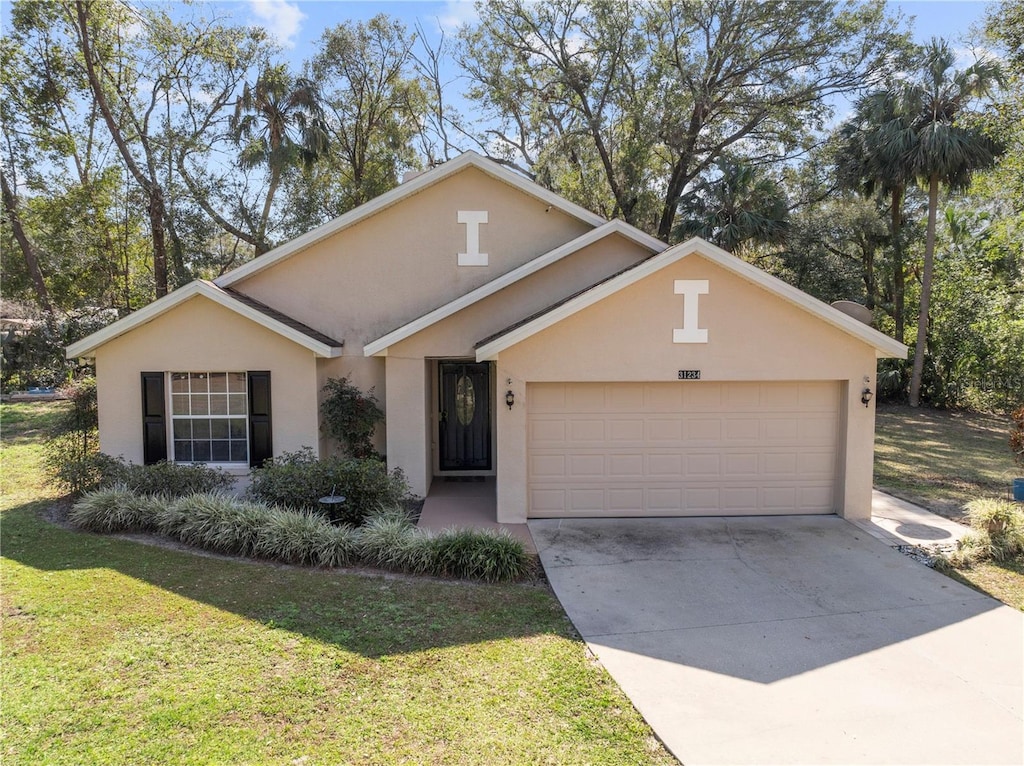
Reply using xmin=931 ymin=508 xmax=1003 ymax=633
xmin=363 ymin=220 xmax=666 ymax=357
xmin=216 ymin=151 xmax=606 ymax=288
xmin=476 ymin=237 xmax=908 ymax=361
xmin=66 ymin=281 xmax=342 ymax=359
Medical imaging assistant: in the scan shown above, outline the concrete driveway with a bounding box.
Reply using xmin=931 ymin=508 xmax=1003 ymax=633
xmin=529 ymin=516 xmax=1024 ymax=765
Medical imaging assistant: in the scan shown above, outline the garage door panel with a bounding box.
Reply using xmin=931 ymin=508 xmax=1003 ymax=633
xmin=527 ymin=381 xmax=839 ymax=517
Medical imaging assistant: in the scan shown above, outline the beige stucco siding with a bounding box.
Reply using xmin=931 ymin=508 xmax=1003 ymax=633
xmin=234 ymin=167 xmax=593 ymax=350
xmin=490 ymin=254 xmax=880 ymax=523
xmin=94 ymin=295 xmax=318 ymax=464
xmin=387 ymin=233 xmax=654 ymax=359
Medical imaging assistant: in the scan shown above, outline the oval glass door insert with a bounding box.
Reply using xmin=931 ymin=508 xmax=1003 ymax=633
xmin=455 ymin=375 xmax=476 ymax=425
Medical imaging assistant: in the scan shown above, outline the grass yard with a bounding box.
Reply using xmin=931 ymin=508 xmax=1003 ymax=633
xmin=874 ymin=403 xmax=1024 ymax=610
xmin=1 ymin=402 xmax=675 ymax=765
xmin=874 ymin=404 xmax=1018 ymax=521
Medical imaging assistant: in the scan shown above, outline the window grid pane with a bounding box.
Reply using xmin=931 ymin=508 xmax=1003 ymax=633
xmin=170 ymin=372 xmax=248 ymax=464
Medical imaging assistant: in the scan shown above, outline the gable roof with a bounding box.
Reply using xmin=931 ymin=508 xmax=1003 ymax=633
xmin=215 ymin=151 xmax=608 ymax=288
xmin=362 ymin=219 xmax=666 ymax=357
xmin=475 ymin=237 xmax=909 ymax=361
xmin=66 ymin=280 xmax=343 ymax=359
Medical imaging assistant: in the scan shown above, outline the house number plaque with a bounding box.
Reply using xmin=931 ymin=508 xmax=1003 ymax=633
xmin=678 ymin=370 xmax=701 ymax=380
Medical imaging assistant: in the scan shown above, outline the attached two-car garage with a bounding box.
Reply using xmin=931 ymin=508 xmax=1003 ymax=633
xmin=526 ymin=381 xmax=840 ymax=517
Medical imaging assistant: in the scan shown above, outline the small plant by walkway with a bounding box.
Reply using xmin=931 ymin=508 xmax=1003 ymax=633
xmin=2 ymin=402 xmax=675 ymax=765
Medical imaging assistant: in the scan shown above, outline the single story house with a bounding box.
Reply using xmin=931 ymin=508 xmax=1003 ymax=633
xmin=68 ymin=151 xmax=907 ymax=523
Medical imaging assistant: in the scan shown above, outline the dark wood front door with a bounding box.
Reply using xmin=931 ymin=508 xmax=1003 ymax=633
xmin=438 ymin=362 xmax=492 ymax=471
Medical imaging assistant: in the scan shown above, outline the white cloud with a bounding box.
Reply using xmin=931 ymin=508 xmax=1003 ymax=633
xmin=249 ymin=0 xmax=306 ymax=49
xmin=436 ymin=0 xmax=479 ymax=34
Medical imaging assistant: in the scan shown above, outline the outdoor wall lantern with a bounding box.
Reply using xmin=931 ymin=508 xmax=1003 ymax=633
xmin=506 ymin=389 xmax=515 ymax=410
xmin=861 ymin=387 xmax=873 ymax=407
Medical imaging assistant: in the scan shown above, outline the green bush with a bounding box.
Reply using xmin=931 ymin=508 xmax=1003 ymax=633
xmin=69 ymin=485 xmax=163 ymax=533
xmin=429 ymin=527 xmax=531 ymax=583
xmin=357 ymin=516 xmax=427 ymax=572
xmin=941 ymin=498 xmax=1024 ymax=568
xmin=320 ymin=376 xmax=384 ymax=458
xmin=247 ymin=448 xmax=409 ymax=525
xmin=164 ymin=494 xmax=270 ymax=556
xmin=255 ymin=508 xmax=335 ymax=565
xmin=314 ymin=524 xmax=360 ymax=568
xmin=103 ymin=461 xmax=234 ymax=498
xmin=45 ymin=433 xmax=121 ymax=495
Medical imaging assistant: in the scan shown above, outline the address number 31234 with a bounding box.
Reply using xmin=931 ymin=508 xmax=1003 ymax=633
xmin=678 ymin=370 xmax=701 ymax=380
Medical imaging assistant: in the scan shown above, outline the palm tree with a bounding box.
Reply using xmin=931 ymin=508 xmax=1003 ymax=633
xmin=880 ymin=40 xmax=1003 ymax=406
xmin=835 ymin=92 xmax=915 ymax=330
xmin=231 ymin=64 xmax=329 ymax=254
xmin=673 ymin=156 xmax=789 ymax=253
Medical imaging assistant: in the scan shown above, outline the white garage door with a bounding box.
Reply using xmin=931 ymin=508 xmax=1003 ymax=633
xmin=527 ymin=381 xmax=840 ymax=517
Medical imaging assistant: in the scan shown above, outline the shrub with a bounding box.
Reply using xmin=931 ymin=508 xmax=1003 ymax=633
xmin=164 ymin=494 xmax=270 ymax=556
xmin=1011 ymin=404 xmax=1024 ymax=468
xmin=247 ymin=448 xmax=409 ymax=525
xmin=429 ymin=527 xmax=530 ymax=583
xmin=69 ymin=485 xmax=164 ymax=533
xmin=46 ymin=434 xmax=120 ymax=495
xmin=43 ymin=377 xmax=111 ymax=495
xmin=315 ymin=524 xmax=360 ymax=568
xmin=320 ymin=376 xmax=384 ymax=458
xmin=942 ymin=498 xmax=1024 ymax=568
xmin=357 ymin=516 xmax=426 ymax=572
xmin=255 ymin=508 xmax=335 ymax=565
xmin=104 ymin=461 xmax=234 ymax=498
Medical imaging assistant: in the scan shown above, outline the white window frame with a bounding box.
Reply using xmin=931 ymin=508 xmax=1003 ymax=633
xmin=167 ymin=371 xmax=250 ymax=467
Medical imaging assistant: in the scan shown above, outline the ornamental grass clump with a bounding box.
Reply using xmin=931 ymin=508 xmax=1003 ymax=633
xmin=314 ymin=524 xmax=360 ymax=568
xmin=69 ymin=485 xmax=164 ymax=533
xmin=938 ymin=498 xmax=1024 ymax=569
xmin=164 ymin=493 xmax=270 ymax=556
xmin=429 ymin=527 xmax=530 ymax=583
xmin=357 ymin=516 xmax=424 ymax=571
xmin=255 ymin=508 xmax=335 ymax=566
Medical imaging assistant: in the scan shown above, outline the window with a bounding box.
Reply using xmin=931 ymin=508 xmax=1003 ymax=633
xmin=170 ymin=372 xmax=249 ymax=463
xmin=141 ymin=370 xmax=271 ymax=468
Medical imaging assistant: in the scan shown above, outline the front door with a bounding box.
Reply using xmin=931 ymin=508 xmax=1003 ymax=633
xmin=438 ymin=361 xmax=492 ymax=471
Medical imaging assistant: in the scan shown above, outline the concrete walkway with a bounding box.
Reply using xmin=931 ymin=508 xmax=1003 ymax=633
xmin=417 ymin=477 xmax=535 ymax=552
xmin=530 ymin=513 xmax=1024 ymax=765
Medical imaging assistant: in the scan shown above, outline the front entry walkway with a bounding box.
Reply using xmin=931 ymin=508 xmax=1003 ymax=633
xmin=417 ymin=477 xmax=535 ymax=553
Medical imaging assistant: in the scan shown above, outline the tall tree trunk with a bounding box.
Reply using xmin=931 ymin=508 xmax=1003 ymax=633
xmin=74 ymin=0 xmax=169 ymax=298
xmin=891 ymin=184 xmax=905 ymax=342
xmin=0 ymin=165 xmax=54 ymax=316
xmin=909 ymin=175 xmax=939 ymax=407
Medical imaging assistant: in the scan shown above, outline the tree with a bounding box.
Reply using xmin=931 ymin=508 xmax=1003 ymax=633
xmin=878 ymin=40 xmax=1005 ymax=407
xmin=834 ymin=93 xmax=917 ymax=338
xmin=229 ymin=64 xmax=328 ymax=254
xmin=673 ymin=156 xmax=789 ymax=254
xmin=308 ymin=16 xmax=425 ymax=213
xmin=459 ymin=0 xmax=908 ymax=238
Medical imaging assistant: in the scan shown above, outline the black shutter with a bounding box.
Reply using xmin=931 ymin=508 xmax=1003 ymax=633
xmin=248 ymin=371 xmax=272 ymax=468
xmin=141 ymin=372 xmax=167 ymax=465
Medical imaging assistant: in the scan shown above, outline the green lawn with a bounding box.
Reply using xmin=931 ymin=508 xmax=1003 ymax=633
xmin=874 ymin=403 xmax=1024 ymax=610
xmin=874 ymin=404 xmax=1018 ymax=521
xmin=1 ymin=402 xmax=675 ymax=765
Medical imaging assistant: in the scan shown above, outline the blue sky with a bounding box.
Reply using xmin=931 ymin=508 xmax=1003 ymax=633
xmin=229 ymin=0 xmax=994 ymax=56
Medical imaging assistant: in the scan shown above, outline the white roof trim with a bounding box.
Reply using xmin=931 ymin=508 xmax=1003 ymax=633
xmin=66 ymin=281 xmax=343 ymax=359
xmin=215 ymin=151 xmax=608 ymax=288
xmin=362 ymin=220 xmax=666 ymax=357
xmin=476 ymin=237 xmax=908 ymax=361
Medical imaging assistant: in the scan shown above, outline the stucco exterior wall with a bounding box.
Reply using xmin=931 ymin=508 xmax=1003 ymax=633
xmin=94 ymin=295 xmax=319 ymax=465
xmin=490 ymin=254 xmax=880 ymax=523
xmin=234 ymin=166 xmax=593 ymax=350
